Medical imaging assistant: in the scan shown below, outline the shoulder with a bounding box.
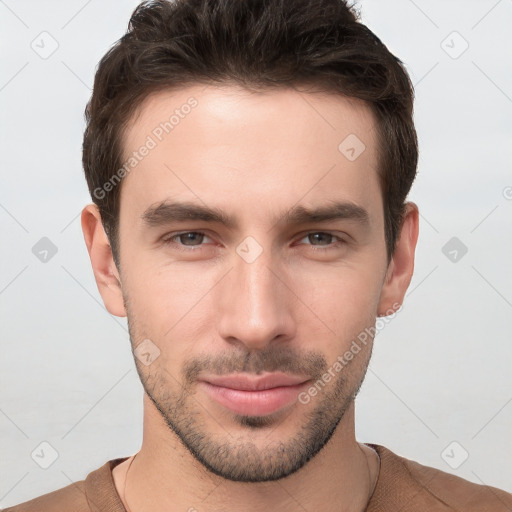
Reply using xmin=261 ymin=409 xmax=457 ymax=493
xmin=367 ymin=443 xmax=512 ymax=511
xmin=403 ymin=453 xmax=512 ymax=510
xmin=1 ymin=457 xmax=128 ymax=512
xmin=1 ymin=480 xmax=88 ymax=512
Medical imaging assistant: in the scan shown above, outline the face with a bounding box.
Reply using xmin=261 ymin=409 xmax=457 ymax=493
xmin=86 ymin=84 xmax=415 ymax=482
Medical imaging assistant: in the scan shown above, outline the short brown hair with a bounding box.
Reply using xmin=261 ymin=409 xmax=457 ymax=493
xmin=82 ymin=0 xmax=418 ymax=267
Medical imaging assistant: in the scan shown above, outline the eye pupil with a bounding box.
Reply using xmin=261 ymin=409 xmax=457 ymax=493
xmin=309 ymin=232 xmax=332 ymax=245
xmin=180 ymin=232 xmax=203 ymax=245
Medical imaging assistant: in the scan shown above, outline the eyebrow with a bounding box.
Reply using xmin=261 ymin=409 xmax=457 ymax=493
xmin=140 ymin=200 xmax=370 ymax=230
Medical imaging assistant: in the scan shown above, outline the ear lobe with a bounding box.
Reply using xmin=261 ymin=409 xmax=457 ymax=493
xmin=377 ymin=202 xmax=419 ymax=317
xmin=81 ymin=203 xmax=127 ymax=318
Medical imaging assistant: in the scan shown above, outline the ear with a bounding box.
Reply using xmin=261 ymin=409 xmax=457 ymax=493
xmin=377 ymin=202 xmax=419 ymax=316
xmin=81 ymin=203 xmax=126 ymax=317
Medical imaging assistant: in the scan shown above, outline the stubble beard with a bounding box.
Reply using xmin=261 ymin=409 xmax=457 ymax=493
xmin=126 ymin=302 xmax=373 ymax=482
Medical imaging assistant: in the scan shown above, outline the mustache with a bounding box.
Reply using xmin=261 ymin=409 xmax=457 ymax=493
xmin=182 ymin=346 xmax=328 ymax=383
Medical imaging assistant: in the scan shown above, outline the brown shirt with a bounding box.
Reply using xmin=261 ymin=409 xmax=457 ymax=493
xmin=2 ymin=444 xmax=511 ymax=511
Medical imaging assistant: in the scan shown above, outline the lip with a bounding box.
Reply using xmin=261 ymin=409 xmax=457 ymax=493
xmin=199 ymin=372 xmax=310 ymax=416
xmin=202 ymin=372 xmax=309 ymax=391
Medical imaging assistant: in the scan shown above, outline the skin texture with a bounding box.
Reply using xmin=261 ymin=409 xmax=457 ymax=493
xmin=82 ymin=84 xmax=419 ymax=511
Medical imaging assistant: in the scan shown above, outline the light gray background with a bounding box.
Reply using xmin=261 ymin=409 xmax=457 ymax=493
xmin=1 ymin=0 xmax=511 ymax=507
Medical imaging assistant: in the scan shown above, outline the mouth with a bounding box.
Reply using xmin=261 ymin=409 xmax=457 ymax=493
xmin=198 ymin=372 xmax=311 ymax=417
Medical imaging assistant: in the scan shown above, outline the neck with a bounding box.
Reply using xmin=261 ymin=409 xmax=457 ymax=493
xmin=115 ymin=395 xmax=379 ymax=512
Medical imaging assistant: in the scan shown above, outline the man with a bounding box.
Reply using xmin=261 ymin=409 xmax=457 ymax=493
xmin=4 ymin=0 xmax=511 ymax=510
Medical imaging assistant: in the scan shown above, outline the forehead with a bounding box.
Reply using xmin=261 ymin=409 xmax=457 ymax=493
xmin=122 ymin=84 xmax=377 ymax=156
xmin=119 ymin=84 xmax=381 ymax=226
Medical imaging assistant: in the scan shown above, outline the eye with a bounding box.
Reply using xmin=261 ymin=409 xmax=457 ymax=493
xmin=297 ymin=232 xmax=346 ymax=251
xmin=160 ymin=230 xmax=346 ymax=253
xmin=161 ymin=231 xmax=213 ymax=250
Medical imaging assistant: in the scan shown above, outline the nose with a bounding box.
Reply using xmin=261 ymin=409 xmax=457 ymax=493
xmin=216 ymin=249 xmax=296 ymax=351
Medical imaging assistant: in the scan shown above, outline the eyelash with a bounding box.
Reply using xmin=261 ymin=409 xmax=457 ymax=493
xmin=160 ymin=231 xmax=346 ymax=252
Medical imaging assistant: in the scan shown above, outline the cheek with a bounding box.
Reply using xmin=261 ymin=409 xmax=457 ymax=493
xmin=294 ymin=263 xmax=382 ymax=353
xmin=124 ymin=257 xmax=221 ymax=348
xmin=123 ymin=241 xmax=384 ymax=364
